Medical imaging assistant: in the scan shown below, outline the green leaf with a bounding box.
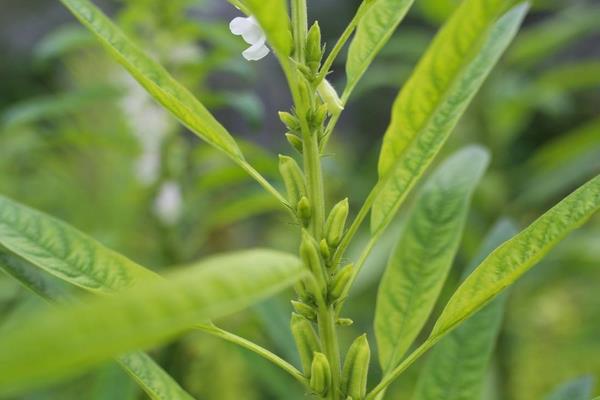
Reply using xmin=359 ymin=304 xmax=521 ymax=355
xmin=543 ymin=376 xmax=594 ymax=400
xmin=368 ymin=176 xmax=599 ymax=399
xmin=59 ymin=0 xmax=243 ymax=160
xmin=0 ymin=249 xmax=304 ymax=396
xmin=117 ymin=353 xmax=196 ymax=400
xmin=370 ymin=2 xmax=528 ymax=233
xmin=0 ymin=251 xmax=196 ymax=400
xmin=243 ymin=0 xmax=292 ymax=57
xmin=375 ymin=146 xmax=489 ymax=372
xmin=0 ymin=194 xmax=158 ymax=294
xmin=345 ymin=0 xmax=415 ymax=96
xmin=430 ymin=174 xmax=600 ymax=341
xmin=412 ymin=219 xmax=518 ymax=400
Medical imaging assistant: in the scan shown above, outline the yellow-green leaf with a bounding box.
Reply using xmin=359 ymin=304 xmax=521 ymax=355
xmin=0 ymin=251 xmax=195 ymax=400
xmin=0 ymin=195 xmax=157 ymax=294
xmin=368 ymin=176 xmax=599 ymax=398
xmin=243 ymin=0 xmax=292 ymax=56
xmin=59 ymin=0 xmax=243 ymax=160
xmin=412 ymin=220 xmax=518 ymax=400
xmin=0 ymin=249 xmax=304 ymax=396
xmin=375 ymin=146 xmax=489 ymax=372
xmin=430 ymin=174 xmax=600 ymax=340
xmin=370 ymin=2 xmax=528 ymax=233
xmin=346 ymin=0 xmax=415 ymax=96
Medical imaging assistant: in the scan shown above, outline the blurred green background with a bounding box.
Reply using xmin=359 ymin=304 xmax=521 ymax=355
xmin=0 ymin=0 xmax=599 ymax=399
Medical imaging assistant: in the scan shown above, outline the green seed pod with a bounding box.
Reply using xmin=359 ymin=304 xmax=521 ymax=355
xmin=297 ymin=196 xmax=312 ymax=226
xmin=279 ymin=111 xmax=301 ymax=131
xmin=310 ymin=352 xmax=331 ymax=395
xmin=285 ymin=132 xmax=303 ymax=154
xmin=336 ymin=318 xmax=354 ymax=327
xmin=341 ymin=334 xmax=371 ymax=400
xmin=291 ymin=300 xmax=316 ymax=321
xmin=291 ymin=313 xmax=321 ymax=376
xmin=279 ymin=155 xmax=305 ymax=205
xmin=329 ymin=263 xmax=353 ymax=301
xmin=294 ymin=280 xmax=310 ymax=302
xmin=300 ymin=230 xmax=326 ymax=289
xmin=298 ymin=78 xmax=313 ymax=105
xmin=325 ymin=198 xmax=349 ymax=247
xmin=306 ymin=21 xmax=322 ymax=73
xmin=319 ymin=238 xmax=331 ymax=260
xmin=317 ymin=79 xmax=344 ymax=116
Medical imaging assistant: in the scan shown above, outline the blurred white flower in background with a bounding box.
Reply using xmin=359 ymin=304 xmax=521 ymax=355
xmin=119 ymin=73 xmax=171 ymax=185
xmin=153 ymin=180 xmax=183 ymax=225
xmin=229 ymin=16 xmax=270 ymax=61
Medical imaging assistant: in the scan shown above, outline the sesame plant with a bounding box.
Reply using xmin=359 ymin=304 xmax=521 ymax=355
xmin=0 ymin=1 xmax=599 ymax=400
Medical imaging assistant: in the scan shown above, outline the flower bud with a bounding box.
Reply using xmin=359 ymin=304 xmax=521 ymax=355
xmin=279 ymin=155 xmax=305 ymax=205
xmin=300 ymin=230 xmax=326 ymax=289
xmin=291 ymin=300 xmax=316 ymax=321
xmin=310 ymin=352 xmax=331 ymax=395
xmin=294 ymin=279 xmax=311 ymax=302
xmin=285 ymin=132 xmax=303 ymax=154
xmin=336 ymin=318 xmax=354 ymax=327
xmin=341 ymin=334 xmax=371 ymax=400
xmin=325 ymin=198 xmax=349 ymax=247
xmin=329 ymin=263 xmax=353 ymax=301
xmin=306 ymin=22 xmax=323 ymax=73
xmin=317 ymin=79 xmax=344 ymax=116
xmin=291 ymin=313 xmax=321 ymax=376
xmin=297 ymin=196 xmax=312 ymax=226
xmin=279 ymin=111 xmax=301 ymax=131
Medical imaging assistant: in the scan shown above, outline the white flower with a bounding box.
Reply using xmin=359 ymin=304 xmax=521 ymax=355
xmin=229 ymin=16 xmax=270 ymax=61
xmin=153 ymin=181 xmax=183 ymax=225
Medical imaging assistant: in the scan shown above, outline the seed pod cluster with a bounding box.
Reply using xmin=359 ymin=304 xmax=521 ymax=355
xmin=341 ymin=334 xmax=371 ymax=400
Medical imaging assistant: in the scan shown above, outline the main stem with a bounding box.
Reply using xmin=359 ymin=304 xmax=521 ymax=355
xmin=292 ymin=1 xmax=342 ymax=398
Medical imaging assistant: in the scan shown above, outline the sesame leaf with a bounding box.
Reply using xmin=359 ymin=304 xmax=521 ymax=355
xmin=59 ymin=0 xmax=243 ymax=161
xmin=375 ymin=146 xmax=489 ymax=372
xmin=0 ymin=249 xmax=304 ymax=396
xmin=370 ymin=2 xmax=528 ymax=233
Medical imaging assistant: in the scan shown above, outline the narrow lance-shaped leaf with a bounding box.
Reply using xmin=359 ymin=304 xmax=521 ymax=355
xmin=0 ymin=194 xmax=158 ymax=294
xmin=368 ymin=176 xmax=600 ymax=399
xmin=0 ymin=251 xmax=196 ymax=400
xmin=370 ymin=2 xmax=528 ymax=233
xmin=375 ymin=146 xmax=490 ymax=372
xmin=243 ymin=0 xmax=292 ymax=57
xmin=59 ymin=0 xmax=243 ymax=160
xmin=543 ymin=376 xmax=595 ymax=400
xmin=430 ymin=174 xmax=600 ymax=341
xmin=345 ymin=0 xmax=415 ymax=97
xmin=0 ymin=249 xmax=305 ymax=397
xmin=412 ymin=219 xmax=518 ymax=400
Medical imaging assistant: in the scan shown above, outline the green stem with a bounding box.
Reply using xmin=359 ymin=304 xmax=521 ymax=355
xmin=238 ymin=160 xmax=290 ymax=208
xmin=303 ymin=133 xmax=326 ymax=238
xmin=291 ymin=0 xmax=308 ymax=62
xmin=317 ymin=0 xmax=369 ymax=83
xmin=195 ymin=323 xmax=307 ymax=386
xmin=366 ymin=341 xmax=432 ymax=400
xmin=317 ymin=305 xmax=342 ymax=400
